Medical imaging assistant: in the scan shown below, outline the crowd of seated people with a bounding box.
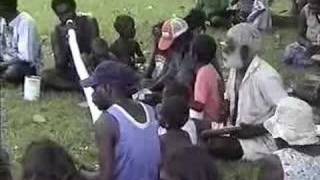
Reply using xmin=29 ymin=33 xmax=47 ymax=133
xmin=1 ymin=0 xmax=320 ymax=179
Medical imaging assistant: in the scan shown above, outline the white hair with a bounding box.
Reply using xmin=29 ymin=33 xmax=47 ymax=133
xmin=227 ymin=23 xmax=262 ymax=53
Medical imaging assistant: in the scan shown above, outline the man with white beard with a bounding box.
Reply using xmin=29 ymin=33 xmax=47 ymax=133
xmin=203 ymin=23 xmax=288 ymax=161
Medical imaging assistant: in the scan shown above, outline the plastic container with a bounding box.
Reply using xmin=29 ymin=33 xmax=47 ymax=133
xmin=24 ymin=76 xmax=41 ymax=101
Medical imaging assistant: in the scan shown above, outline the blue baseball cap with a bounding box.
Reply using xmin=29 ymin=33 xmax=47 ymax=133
xmin=81 ymin=61 xmax=140 ymax=94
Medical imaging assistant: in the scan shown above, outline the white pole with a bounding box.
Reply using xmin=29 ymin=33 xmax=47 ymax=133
xmin=67 ymin=28 xmax=102 ymax=123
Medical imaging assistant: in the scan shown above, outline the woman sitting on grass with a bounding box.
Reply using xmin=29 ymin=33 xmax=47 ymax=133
xmin=284 ymin=0 xmax=320 ymax=66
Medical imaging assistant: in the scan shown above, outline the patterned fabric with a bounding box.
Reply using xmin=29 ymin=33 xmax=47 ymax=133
xmin=0 ymin=12 xmax=41 ymax=73
xmin=304 ymin=4 xmax=320 ymax=45
xmin=247 ymin=0 xmax=272 ymax=32
xmin=274 ymin=148 xmax=320 ymax=180
xmin=283 ymin=42 xmax=313 ymax=66
xmin=226 ymin=56 xmax=288 ymax=160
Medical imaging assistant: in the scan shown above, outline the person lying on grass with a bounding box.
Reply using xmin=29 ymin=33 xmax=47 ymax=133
xmin=204 ymin=23 xmax=288 ymax=161
xmin=255 ymin=97 xmax=320 ymax=180
xmin=0 ymin=0 xmax=41 ymax=84
xmin=109 ymin=15 xmax=145 ymax=70
xmin=284 ymin=0 xmax=320 ymax=66
xmin=81 ymin=61 xmax=161 ymax=180
xmin=42 ymin=0 xmax=100 ymax=91
xmin=21 ymin=139 xmax=86 ymax=180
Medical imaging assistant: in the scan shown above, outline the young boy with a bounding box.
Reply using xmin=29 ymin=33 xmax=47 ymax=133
xmin=110 ymin=15 xmax=145 ymax=70
xmin=159 ymin=96 xmax=192 ymax=159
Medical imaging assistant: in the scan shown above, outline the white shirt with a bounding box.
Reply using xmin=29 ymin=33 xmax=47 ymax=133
xmin=226 ymin=55 xmax=288 ymax=160
xmin=0 ymin=12 xmax=41 ymax=73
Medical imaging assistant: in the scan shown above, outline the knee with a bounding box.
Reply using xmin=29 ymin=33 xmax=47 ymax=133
xmin=3 ymin=65 xmax=23 ymax=83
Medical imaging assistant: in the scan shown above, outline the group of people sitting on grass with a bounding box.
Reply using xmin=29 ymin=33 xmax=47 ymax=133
xmin=1 ymin=0 xmax=320 ymax=179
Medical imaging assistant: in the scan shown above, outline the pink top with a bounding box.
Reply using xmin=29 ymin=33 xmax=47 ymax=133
xmin=194 ymin=64 xmax=222 ymax=122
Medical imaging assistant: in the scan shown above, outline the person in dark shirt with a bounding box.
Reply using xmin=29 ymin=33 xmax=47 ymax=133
xmin=110 ymin=15 xmax=145 ymax=70
xmin=42 ymin=0 xmax=99 ymax=91
xmin=159 ymin=96 xmax=192 ymax=160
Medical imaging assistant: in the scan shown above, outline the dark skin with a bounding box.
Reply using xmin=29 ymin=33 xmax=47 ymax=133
xmin=203 ymin=38 xmax=269 ymax=160
xmin=83 ymin=83 xmax=147 ymax=180
xmin=110 ymin=20 xmax=145 ymax=68
xmin=52 ymin=2 xmax=99 ymax=71
xmin=298 ymin=0 xmax=320 ymax=55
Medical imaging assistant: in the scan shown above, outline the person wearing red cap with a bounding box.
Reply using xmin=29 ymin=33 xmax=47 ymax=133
xmin=149 ymin=17 xmax=192 ymax=92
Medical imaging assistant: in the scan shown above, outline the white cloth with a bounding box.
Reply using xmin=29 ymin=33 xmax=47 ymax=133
xmin=226 ymin=55 xmax=288 ymax=160
xmin=274 ymin=148 xmax=320 ymax=180
xmin=248 ymin=0 xmax=272 ymax=32
xmin=158 ymin=119 xmax=198 ymax=145
xmin=264 ymin=97 xmax=319 ymax=146
xmin=0 ymin=12 xmax=41 ymax=73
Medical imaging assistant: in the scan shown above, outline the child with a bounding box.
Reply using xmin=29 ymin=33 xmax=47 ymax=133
xmin=160 ymin=80 xmax=212 ymax=145
xmin=21 ymin=139 xmax=85 ymax=180
xmin=159 ymin=96 xmax=192 ymax=159
xmin=190 ymin=34 xmax=226 ymax=123
xmin=110 ymin=15 xmax=145 ymax=70
xmin=161 ymin=146 xmax=220 ymax=180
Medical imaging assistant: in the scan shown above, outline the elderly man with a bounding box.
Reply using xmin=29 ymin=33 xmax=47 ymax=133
xmin=204 ymin=23 xmax=288 ymax=161
xmin=0 ymin=0 xmax=41 ymax=83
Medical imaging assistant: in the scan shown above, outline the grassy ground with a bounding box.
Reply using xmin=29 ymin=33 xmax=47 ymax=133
xmin=6 ymin=0 xmax=298 ymax=179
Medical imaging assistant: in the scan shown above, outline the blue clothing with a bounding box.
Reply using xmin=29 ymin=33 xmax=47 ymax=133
xmin=107 ymin=102 xmax=161 ymax=180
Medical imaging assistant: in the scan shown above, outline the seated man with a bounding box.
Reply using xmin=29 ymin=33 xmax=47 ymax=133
xmin=42 ymin=0 xmax=99 ymax=91
xmin=81 ymin=61 xmax=161 ymax=180
xmin=284 ymin=0 xmax=320 ymax=66
xmin=0 ymin=0 xmax=41 ymax=84
xmin=204 ymin=23 xmax=288 ymax=161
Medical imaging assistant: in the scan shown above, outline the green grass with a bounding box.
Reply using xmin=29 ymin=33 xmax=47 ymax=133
xmin=6 ymin=0 xmax=298 ymax=179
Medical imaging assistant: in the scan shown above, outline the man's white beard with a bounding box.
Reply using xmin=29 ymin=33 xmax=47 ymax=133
xmin=223 ymin=48 xmax=244 ymax=69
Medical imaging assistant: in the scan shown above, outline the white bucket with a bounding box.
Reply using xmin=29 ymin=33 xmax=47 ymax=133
xmin=24 ymin=76 xmax=41 ymax=101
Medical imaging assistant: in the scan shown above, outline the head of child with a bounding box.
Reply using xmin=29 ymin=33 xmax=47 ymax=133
xmin=52 ymin=0 xmax=77 ymax=24
xmin=114 ymin=15 xmax=136 ymax=40
xmin=192 ymin=34 xmax=217 ymax=65
xmin=81 ymin=61 xmax=140 ymax=110
xmin=160 ymin=96 xmax=189 ymax=130
xmin=91 ymin=38 xmax=109 ymax=60
xmin=21 ymin=139 xmax=84 ymax=180
xmin=163 ymin=80 xmax=190 ymax=102
xmin=161 ymin=147 xmax=219 ymax=180
xmin=0 ymin=149 xmax=11 ymax=180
